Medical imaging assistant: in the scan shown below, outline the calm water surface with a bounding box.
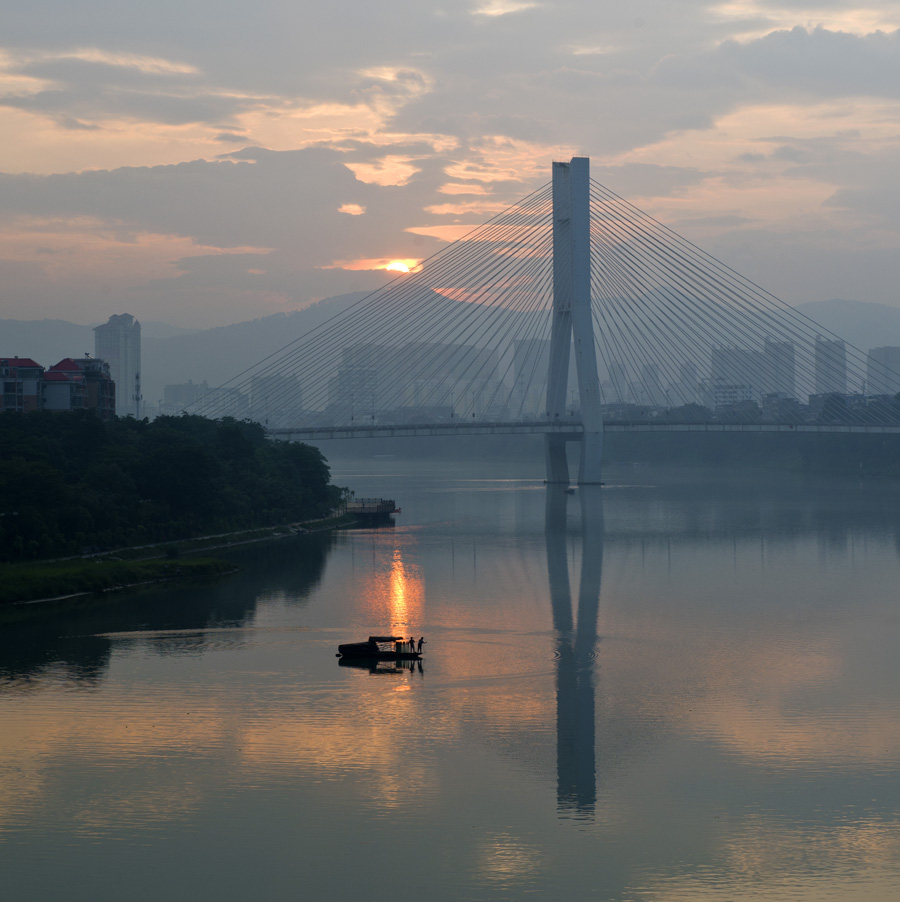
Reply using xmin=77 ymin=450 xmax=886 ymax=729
xmin=2 ymin=460 xmax=900 ymax=901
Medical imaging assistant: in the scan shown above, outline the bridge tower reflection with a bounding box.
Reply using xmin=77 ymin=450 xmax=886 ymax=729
xmin=545 ymin=485 xmax=603 ymax=816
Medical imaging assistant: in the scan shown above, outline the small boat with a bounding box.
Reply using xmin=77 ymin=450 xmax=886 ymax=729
xmin=337 ymin=636 xmax=422 ymax=660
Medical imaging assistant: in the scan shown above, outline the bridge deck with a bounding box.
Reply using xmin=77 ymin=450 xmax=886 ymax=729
xmin=268 ymin=420 xmax=900 ymax=441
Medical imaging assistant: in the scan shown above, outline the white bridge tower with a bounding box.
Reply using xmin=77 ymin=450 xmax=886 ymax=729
xmin=545 ymin=156 xmax=604 ymax=485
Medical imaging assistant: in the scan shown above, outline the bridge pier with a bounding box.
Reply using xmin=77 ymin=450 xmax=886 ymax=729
xmin=578 ymin=430 xmax=603 ymax=485
xmin=547 ymin=156 xmax=604 ymax=485
xmin=545 ymin=433 xmax=570 ymax=485
xmin=544 ymin=430 xmax=603 ymax=485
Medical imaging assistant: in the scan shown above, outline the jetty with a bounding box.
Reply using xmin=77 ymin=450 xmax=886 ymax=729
xmin=345 ymin=498 xmax=400 ymax=525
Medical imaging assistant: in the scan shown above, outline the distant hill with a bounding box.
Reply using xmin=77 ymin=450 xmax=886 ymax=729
xmin=0 ymin=318 xmax=96 ymax=365
xmin=0 ymin=297 xmax=367 ymax=404
xmin=141 ymin=322 xmax=200 ymax=340
xmin=142 ymin=293 xmax=369 ymax=401
xmin=0 ymin=318 xmax=198 ymax=364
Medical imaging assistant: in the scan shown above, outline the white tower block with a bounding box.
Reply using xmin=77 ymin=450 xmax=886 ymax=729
xmin=545 ymin=157 xmax=604 ymax=484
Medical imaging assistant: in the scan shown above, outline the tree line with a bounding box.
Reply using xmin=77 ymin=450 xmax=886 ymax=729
xmin=0 ymin=412 xmax=344 ymax=561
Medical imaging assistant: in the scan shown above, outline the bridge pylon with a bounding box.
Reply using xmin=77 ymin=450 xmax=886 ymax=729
xmin=546 ymin=157 xmax=604 ymax=485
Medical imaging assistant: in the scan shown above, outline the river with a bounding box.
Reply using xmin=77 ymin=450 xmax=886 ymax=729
xmin=2 ymin=458 xmax=900 ymax=901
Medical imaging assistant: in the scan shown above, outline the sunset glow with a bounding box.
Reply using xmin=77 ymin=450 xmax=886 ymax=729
xmin=0 ymin=3 xmax=895 ymax=331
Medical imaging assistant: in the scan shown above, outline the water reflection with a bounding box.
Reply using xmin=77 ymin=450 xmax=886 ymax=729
xmin=0 ymin=532 xmax=335 ymax=686
xmin=388 ymin=547 xmax=420 ymax=636
xmin=356 ymin=535 xmax=424 ymax=635
xmin=338 ymin=657 xmax=424 ymax=676
xmin=475 ymin=831 xmax=545 ymax=887
xmin=598 ymin=467 xmax=900 ymax=557
xmin=546 ymin=485 xmax=602 ymax=818
xmin=4 ymin=464 xmax=900 ymax=901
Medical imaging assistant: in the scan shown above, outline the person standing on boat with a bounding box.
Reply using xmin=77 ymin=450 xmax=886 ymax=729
xmin=417 ymin=637 xmax=424 ymax=654
xmin=409 ymin=637 xmax=415 ymax=653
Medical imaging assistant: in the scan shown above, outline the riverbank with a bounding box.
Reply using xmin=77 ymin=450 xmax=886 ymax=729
xmin=94 ymin=511 xmax=356 ymax=563
xmin=0 ymin=557 xmax=236 ymax=606
xmin=0 ymin=512 xmax=357 ymax=605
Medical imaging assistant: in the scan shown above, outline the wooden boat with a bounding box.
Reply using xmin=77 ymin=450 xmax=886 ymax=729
xmin=337 ymin=636 xmax=422 ymax=660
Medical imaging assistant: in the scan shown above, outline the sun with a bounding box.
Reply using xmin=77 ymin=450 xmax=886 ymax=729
xmin=385 ymin=260 xmax=411 ymax=273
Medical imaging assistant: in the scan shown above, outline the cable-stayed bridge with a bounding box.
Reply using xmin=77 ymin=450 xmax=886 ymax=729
xmin=189 ymin=157 xmax=900 ymax=483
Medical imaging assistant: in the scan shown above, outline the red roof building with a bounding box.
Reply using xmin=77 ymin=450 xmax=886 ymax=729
xmin=47 ymin=358 xmax=84 ymax=372
xmin=44 ymin=357 xmax=116 ymax=419
xmin=1 ymin=356 xmax=116 ymax=418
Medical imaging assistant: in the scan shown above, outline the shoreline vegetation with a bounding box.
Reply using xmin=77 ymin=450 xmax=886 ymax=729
xmin=1 ymin=412 xmax=345 ymax=562
xmin=1 ymin=411 xmax=355 ymax=604
xmin=1 ymin=512 xmax=356 ymax=605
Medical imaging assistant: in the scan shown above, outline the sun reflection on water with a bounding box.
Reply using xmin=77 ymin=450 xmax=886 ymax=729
xmin=360 ymin=545 xmax=424 ymax=636
xmin=475 ymin=832 xmax=544 ymax=886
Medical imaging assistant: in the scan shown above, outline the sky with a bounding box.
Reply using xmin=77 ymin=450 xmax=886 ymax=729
xmin=1 ymin=1 xmax=900 ymax=328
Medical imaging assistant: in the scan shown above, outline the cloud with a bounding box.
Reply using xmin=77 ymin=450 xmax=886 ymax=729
xmin=473 ymin=0 xmax=539 ymax=16
xmin=710 ymin=1 xmax=900 ymax=39
xmin=0 ymin=147 xmax=451 ymax=323
xmin=827 ymin=185 xmax=900 ymax=230
xmin=0 ymin=51 xmax=254 ymax=128
xmin=657 ymin=26 xmax=900 ymax=101
xmin=1 ymin=3 xmax=900 ymax=327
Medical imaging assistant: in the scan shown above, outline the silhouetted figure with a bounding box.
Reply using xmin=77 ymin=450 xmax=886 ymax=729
xmin=417 ymin=637 xmax=424 ymax=654
xmin=408 ymin=637 xmax=415 ymax=653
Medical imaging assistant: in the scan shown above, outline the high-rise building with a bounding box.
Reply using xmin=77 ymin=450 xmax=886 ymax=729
xmin=328 ymin=365 xmax=377 ymax=419
xmin=641 ymin=363 xmax=666 ymax=407
xmin=513 ymin=339 xmax=550 ymax=416
xmin=671 ymin=361 xmax=703 ymax=406
xmin=94 ymin=313 xmax=141 ymax=417
xmin=763 ymin=339 xmax=795 ymax=398
xmin=814 ymin=337 xmax=847 ymax=395
xmin=250 ymin=373 xmax=302 ymax=426
xmin=866 ymin=346 xmax=900 ymax=396
xmin=709 ymin=341 xmax=796 ymax=401
xmin=711 ymin=346 xmax=763 ymax=396
xmin=162 ymin=380 xmax=210 ymax=415
xmin=607 ymin=362 xmax=629 ymax=403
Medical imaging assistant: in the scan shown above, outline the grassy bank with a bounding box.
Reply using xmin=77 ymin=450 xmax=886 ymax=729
xmin=0 ymin=557 xmax=236 ymax=605
xmin=0 ymin=512 xmax=357 ymax=605
xmin=91 ymin=512 xmax=356 ymax=561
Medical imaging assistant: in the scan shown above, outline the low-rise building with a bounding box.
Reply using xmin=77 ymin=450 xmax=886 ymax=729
xmin=713 ymin=382 xmax=753 ymax=410
xmin=0 ymin=355 xmax=115 ymax=418
xmin=761 ymin=393 xmax=803 ymax=423
xmin=0 ymin=358 xmax=44 ymax=412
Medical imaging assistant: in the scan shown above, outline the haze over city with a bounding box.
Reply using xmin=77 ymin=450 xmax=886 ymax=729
xmin=2 ymin=1 xmax=900 ymax=329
